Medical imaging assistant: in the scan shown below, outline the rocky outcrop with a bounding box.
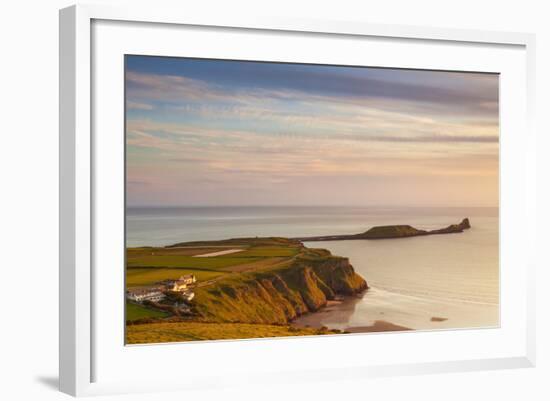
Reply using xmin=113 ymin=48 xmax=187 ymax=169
xmin=429 ymin=218 xmax=471 ymax=234
xmin=294 ymin=218 xmax=471 ymax=242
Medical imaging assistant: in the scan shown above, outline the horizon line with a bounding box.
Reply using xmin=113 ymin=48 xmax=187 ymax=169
xmin=126 ymin=204 xmax=499 ymax=209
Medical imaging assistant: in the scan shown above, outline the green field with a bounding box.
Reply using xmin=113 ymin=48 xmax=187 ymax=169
xmin=229 ymin=246 xmax=301 ymax=257
xmin=127 ymin=254 xmax=263 ymax=269
xmin=126 ymin=239 xmax=304 ymax=287
xmin=189 ymin=246 xmax=347 ymax=324
xmin=126 ymin=302 xmax=169 ymax=321
xmin=128 ymin=247 xmax=240 ymax=257
xmin=126 ymin=267 xmax=225 ymax=286
xmin=126 ymin=321 xmax=333 ymax=344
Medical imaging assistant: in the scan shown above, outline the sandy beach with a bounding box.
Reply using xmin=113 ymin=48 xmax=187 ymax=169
xmin=292 ymin=308 xmax=412 ymax=333
xmin=291 ymin=294 xmax=412 ymax=333
xmin=345 ymin=321 xmax=412 ymax=333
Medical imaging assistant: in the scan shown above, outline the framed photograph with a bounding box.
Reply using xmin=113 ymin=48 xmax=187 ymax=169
xmin=59 ymin=4 xmax=536 ymax=396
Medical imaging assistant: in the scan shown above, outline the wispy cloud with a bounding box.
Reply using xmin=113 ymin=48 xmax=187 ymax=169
xmin=126 ymin=69 xmax=498 ymax=116
xmin=127 ymin=101 xmax=154 ymax=110
xmin=342 ymin=134 xmax=499 ymax=144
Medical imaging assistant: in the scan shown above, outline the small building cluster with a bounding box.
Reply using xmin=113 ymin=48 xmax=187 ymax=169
xmin=157 ymin=274 xmax=197 ymax=292
xmin=126 ymin=274 xmax=196 ymax=304
xmin=126 ymin=288 xmax=166 ymax=303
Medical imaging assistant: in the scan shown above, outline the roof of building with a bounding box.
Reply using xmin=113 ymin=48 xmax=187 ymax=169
xmin=127 ymin=287 xmax=163 ymax=296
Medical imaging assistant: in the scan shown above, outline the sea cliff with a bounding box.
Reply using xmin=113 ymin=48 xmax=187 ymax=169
xmin=193 ymin=247 xmax=367 ymax=325
xmin=126 ymin=239 xmax=368 ymax=343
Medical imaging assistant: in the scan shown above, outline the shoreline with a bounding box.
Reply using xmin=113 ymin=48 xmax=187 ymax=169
xmin=345 ymin=321 xmax=412 ymax=333
xmin=126 ymin=217 xmax=498 ymax=341
xmin=290 ymin=290 xmax=412 ymax=334
xmin=292 ymin=314 xmax=412 ymax=333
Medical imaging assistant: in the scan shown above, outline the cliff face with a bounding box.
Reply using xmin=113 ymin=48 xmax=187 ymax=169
xmin=194 ymin=254 xmax=367 ymax=325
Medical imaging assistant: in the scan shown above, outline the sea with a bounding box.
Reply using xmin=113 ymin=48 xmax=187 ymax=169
xmin=126 ymin=206 xmax=499 ymax=331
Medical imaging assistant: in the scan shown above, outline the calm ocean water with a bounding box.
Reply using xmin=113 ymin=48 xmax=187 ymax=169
xmin=126 ymin=206 xmax=499 ymax=331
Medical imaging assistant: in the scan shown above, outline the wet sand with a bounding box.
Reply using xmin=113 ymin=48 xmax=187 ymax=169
xmin=292 ymin=294 xmax=362 ymax=330
xmin=292 ymin=313 xmax=411 ymax=333
xmin=292 ymin=295 xmax=412 ymax=333
xmin=345 ymin=321 xmax=412 ymax=333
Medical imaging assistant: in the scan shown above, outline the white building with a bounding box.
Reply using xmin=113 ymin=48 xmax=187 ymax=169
xmin=160 ymin=274 xmax=197 ymax=292
xmin=126 ymin=288 xmax=166 ymax=303
xmin=178 ymin=274 xmax=197 ymax=285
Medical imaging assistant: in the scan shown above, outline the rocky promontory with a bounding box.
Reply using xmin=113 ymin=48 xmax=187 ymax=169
xmin=193 ymin=247 xmax=368 ymax=325
xmin=295 ymin=218 xmax=471 ymax=242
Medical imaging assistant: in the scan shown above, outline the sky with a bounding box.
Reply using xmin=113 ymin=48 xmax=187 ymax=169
xmin=125 ymin=55 xmax=499 ymax=207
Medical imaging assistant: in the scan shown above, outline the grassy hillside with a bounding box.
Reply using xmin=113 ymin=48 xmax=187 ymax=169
xmin=166 ymin=237 xmax=304 ymax=248
xmin=362 ymin=225 xmax=426 ymax=239
xmin=126 ymin=267 xmax=226 ymax=286
xmin=192 ymin=245 xmax=367 ymax=324
xmin=126 ymin=321 xmax=337 ymax=344
xmin=125 ymin=237 xmax=367 ymax=343
xmin=126 ymin=238 xmax=304 ymax=287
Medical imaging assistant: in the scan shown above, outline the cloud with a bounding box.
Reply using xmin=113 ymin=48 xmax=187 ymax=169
xmin=124 ymin=59 xmax=499 ymax=207
xmin=126 ymin=66 xmax=498 ymax=116
xmin=126 ymin=71 xmax=238 ymax=103
xmin=127 ymin=101 xmax=154 ymax=110
xmin=125 ymin=118 xmax=498 ymax=183
xmin=125 ymin=70 xmax=499 ymax=162
xmin=341 ymin=134 xmax=499 ymax=144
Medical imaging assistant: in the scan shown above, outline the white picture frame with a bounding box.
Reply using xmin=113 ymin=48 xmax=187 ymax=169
xmin=59 ymin=4 xmax=536 ymax=397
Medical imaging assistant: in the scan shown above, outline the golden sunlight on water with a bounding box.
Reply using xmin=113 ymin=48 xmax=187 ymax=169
xmin=300 ymin=216 xmax=499 ymax=331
